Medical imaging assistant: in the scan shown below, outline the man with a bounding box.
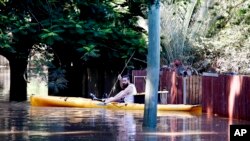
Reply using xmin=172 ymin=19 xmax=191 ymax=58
xmin=104 ymin=74 xmax=137 ymax=103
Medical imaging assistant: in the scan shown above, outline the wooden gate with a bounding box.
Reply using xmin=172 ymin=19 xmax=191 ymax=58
xmin=132 ymin=70 xmax=202 ymax=104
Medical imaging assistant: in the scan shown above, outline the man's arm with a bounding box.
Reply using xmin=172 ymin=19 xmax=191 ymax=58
xmin=118 ymin=74 xmax=123 ymax=89
xmin=105 ymin=85 xmax=132 ymax=103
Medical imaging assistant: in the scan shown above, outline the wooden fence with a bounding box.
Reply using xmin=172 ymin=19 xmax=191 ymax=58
xmin=132 ymin=70 xmax=250 ymax=121
xmin=202 ymin=75 xmax=250 ymax=121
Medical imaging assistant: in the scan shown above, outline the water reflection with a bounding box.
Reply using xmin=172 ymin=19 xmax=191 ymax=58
xmin=0 ymin=102 xmax=249 ymax=141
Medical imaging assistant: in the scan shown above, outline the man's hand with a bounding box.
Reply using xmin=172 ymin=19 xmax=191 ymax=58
xmin=104 ymin=97 xmax=115 ymax=104
xmin=118 ymin=74 xmax=122 ymax=80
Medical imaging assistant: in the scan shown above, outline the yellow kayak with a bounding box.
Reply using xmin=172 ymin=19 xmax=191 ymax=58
xmin=30 ymin=95 xmax=202 ymax=115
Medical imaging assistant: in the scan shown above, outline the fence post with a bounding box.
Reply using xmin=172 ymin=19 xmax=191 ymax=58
xmin=183 ymin=77 xmax=187 ymax=104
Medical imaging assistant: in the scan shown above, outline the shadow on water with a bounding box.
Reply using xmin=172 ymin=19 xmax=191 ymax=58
xmin=0 ymin=102 xmax=250 ymax=141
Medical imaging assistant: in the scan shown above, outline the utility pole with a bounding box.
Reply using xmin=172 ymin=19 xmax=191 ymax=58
xmin=143 ymin=0 xmax=161 ymax=128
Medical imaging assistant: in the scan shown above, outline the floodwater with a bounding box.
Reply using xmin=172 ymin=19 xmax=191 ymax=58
xmin=0 ymin=58 xmax=250 ymax=141
xmin=0 ymin=102 xmax=249 ymax=141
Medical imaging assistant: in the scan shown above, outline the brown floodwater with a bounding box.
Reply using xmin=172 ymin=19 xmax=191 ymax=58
xmin=0 ymin=102 xmax=249 ymax=141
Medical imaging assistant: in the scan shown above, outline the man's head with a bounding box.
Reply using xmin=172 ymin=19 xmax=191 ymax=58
xmin=122 ymin=75 xmax=130 ymax=89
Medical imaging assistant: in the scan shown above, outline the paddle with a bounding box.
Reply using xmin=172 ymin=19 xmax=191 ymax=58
xmin=107 ymin=51 xmax=136 ymax=98
xmin=89 ymin=93 xmax=108 ymax=106
xmin=90 ymin=93 xmax=105 ymax=102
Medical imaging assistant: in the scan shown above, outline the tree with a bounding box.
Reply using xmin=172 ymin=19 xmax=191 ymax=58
xmin=192 ymin=0 xmax=250 ymax=74
xmin=0 ymin=0 xmax=147 ymax=101
xmin=159 ymin=0 xmax=250 ymax=74
xmin=143 ymin=0 xmax=161 ymax=128
xmin=160 ymin=0 xmax=214 ymax=66
xmin=0 ymin=0 xmax=39 ymax=101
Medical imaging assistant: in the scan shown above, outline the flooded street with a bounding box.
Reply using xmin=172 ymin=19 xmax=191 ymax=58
xmin=0 ymin=57 xmax=249 ymax=141
xmin=0 ymin=102 xmax=249 ymax=141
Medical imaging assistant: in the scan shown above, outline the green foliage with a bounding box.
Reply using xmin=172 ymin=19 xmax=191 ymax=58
xmin=0 ymin=30 xmax=11 ymax=48
xmin=48 ymin=67 xmax=68 ymax=94
xmin=0 ymin=0 xmax=6 ymax=6
xmin=207 ymin=16 xmax=227 ymax=37
xmin=0 ymin=0 xmax=147 ymax=94
xmin=77 ymin=44 xmax=100 ymax=61
xmin=193 ymin=23 xmax=250 ymax=74
xmin=192 ymin=0 xmax=250 ymax=74
xmin=27 ymin=44 xmax=54 ymax=81
xmin=0 ymin=0 xmax=148 ymax=55
xmin=160 ymin=0 xmax=250 ymax=74
xmin=39 ymin=28 xmax=64 ymax=45
xmin=232 ymin=6 xmax=250 ymax=25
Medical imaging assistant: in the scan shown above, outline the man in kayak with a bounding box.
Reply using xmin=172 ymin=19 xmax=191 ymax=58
xmin=104 ymin=74 xmax=137 ymax=103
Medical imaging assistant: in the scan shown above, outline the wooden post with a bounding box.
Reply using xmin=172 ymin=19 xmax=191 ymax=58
xmin=143 ymin=0 xmax=161 ymax=128
xmin=183 ymin=77 xmax=187 ymax=104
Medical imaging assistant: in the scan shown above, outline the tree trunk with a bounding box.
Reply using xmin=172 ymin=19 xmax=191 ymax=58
xmin=190 ymin=0 xmax=214 ymax=38
xmin=143 ymin=0 xmax=161 ymax=128
xmin=9 ymin=58 xmax=28 ymax=101
xmin=181 ymin=0 xmax=198 ymax=48
xmin=66 ymin=61 xmax=84 ymax=97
